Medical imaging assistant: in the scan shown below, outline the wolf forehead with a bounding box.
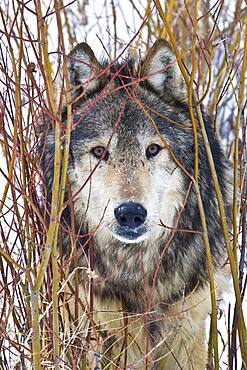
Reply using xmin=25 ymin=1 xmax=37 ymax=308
xmin=71 ymin=93 xmax=189 ymax=143
xmin=66 ymin=39 xmax=193 ymax=147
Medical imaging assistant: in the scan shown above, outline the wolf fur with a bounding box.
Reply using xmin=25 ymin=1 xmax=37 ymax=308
xmin=39 ymin=39 xmax=232 ymax=369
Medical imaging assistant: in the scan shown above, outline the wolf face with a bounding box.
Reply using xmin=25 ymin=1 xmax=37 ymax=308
xmin=68 ymin=92 xmax=185 ymax=247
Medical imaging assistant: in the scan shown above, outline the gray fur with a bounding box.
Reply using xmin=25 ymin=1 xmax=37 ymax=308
xmin=39 ymin=40 xmax=232 ymax=369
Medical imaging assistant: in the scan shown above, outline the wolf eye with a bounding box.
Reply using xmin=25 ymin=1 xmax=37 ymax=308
xmin=91 ymin=146 xmax=109 ymax=161
xmin=146 ymin=144 xmax=162 ymax=159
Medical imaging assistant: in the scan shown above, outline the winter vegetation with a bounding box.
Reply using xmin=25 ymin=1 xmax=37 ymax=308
xmin=0 ymin=1 xmax=246 ymax=369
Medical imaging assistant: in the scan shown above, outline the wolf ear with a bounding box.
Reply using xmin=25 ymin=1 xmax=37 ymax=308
xmin=68 ymin=43 xmax=105 ymax=97
xmin=141 ymin=39 xmax=187 ymax=102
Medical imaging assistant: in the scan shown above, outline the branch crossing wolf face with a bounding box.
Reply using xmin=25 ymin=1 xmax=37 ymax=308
xmin=39 ymin=39 xmax=232 ymax=369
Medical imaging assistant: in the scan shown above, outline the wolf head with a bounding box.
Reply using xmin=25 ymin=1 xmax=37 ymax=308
xmin=66 ymin=40 xmax=190 ymax=246
xmin=40 ymin=40 xmax=231 ymax=289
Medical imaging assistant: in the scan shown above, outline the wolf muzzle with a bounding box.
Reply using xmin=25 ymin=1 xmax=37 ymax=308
xmin=114 ymin=202 xmax=147 ymax=242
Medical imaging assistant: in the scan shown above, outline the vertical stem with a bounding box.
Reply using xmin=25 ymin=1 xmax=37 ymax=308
xmin=193 ymin=182 xmax=219 ymax=370
xmin=161 ymin=0 xmax=175 ymax=39
xmin=233 ymin=18 xmax=247 ymax=260
xmin=31 ymin=290 xmax=41 ymax=370
xmin=111 ymin=0 xmax=117 ymax=59
xmin=53 ymin=1 xmax=73 ymax=367
xmin=52 ymin=238 xmax=60 ymax=370
xmin=32 ymin=1 xmax=63 ymax=368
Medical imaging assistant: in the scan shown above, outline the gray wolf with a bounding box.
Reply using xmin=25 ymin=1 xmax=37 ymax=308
xmin=39 ymin=39 xmax=231 ymax=369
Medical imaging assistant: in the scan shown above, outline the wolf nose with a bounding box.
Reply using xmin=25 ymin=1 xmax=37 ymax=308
xmin=114 ymin=202 xmax=147 ymax=229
